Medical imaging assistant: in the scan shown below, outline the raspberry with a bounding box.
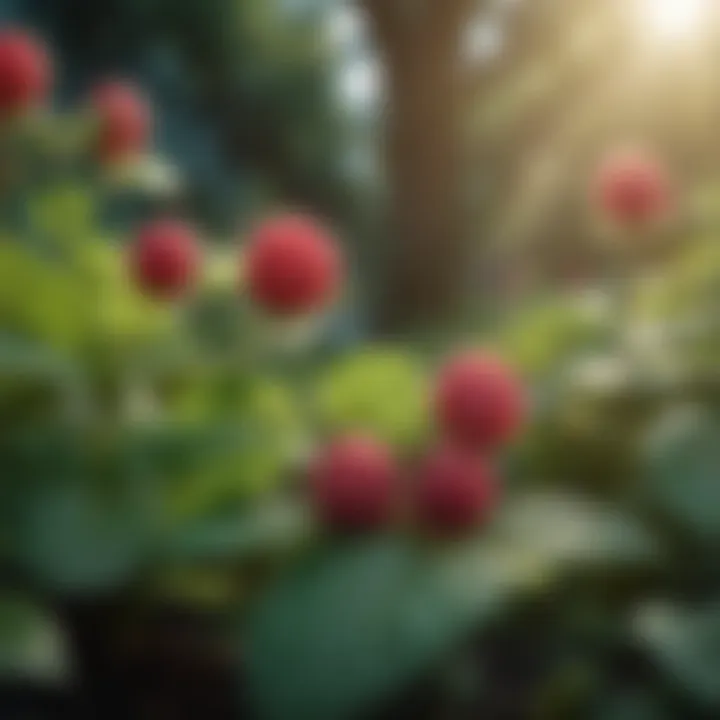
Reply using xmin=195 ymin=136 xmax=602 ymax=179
xmin=435 ymin=351 xmax=525 ymax=450
xmin=92 ymin=80 xmax=151 ymax=163
xmin=0 ymin=29 xmax=51 ymax=115
xmin=130 ymin=219 xmax=201 ymax=299
xmin=311 ymin=435 xmax=398 ymax=532
xmin=595 ymin=149 xmax=672 ymax=228
xmin=245 ymin=213 xmax=343 ymax=315
xmin=416 ymin=446 xmax=498 ymax=534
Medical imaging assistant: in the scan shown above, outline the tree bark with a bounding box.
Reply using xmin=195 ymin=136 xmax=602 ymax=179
xmin=364 ymin=0 xmax=473 ymax=335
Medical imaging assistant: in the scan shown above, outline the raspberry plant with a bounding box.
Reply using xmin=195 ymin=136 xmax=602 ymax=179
xmin=0 ymin=26 xmax=719 ymax=720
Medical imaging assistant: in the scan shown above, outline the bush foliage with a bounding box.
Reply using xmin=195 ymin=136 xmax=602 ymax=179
xmin=1 ymin=19 xmax=720 ymax=720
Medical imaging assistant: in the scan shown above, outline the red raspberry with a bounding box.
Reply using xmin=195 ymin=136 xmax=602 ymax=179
xmin=130 ymin=219 xmax=201 ymax=299
xmin=416 ymin=446 xmax=498 ymax=534
xmin=435 ymin=352 xmax=525 ymax=450
xmin=595 ymin=149 xmax=672 ymax=229
xmin=311 ymin=435 xmax=398 ymax=532
xmin=245 ymin=214 xmax=343 ymax=315
xmin=92 ymin=80 xmax=151 ymax=163
xmin=0 ymin=29 xmax=51 ymax=115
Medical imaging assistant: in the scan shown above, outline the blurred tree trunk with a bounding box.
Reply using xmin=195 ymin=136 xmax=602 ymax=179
xmin=364 ymin=0 xmax=473 ymax=335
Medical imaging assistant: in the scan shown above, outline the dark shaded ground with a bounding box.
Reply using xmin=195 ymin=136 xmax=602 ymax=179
xmin=1 ymin=595 xmax=713 ymax=720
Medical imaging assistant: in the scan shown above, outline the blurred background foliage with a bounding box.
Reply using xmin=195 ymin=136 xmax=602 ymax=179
xmin=0 ymin=1 xmax=720 ymax=719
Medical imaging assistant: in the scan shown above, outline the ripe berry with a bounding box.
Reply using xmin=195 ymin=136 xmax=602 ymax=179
xmin=435 ymin=351 xmax=525 ymax=450
xmin=245 ymin=213 xmax=343 ymax=315
xmin=416 ymin=446 xmax=498 ymax=534
xmin=595 ymin=149 xmax=672 ymax=228
xmin=130 ymin=219 xmax=201 ymax=299
xmin=311 ymin=435 xmax=398 ymax=532
xmin=92 ymin=81 xmax=151 ymax=163
xmin=0 ymin=29 xmax=51 ymax=115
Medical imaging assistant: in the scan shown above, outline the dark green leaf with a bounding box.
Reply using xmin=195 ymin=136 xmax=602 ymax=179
xmin=0 ymin=596 xmax=67 ymax=682
xmin=14 ymin=480 xmax=152 ymax=595
xmin=644 ymin=408 xmax=720 ymax=544
xmin=635 ymin=600 xmax=720 ymax=707
xmin=165 ymin=501 xmax=313 ymax=563
xmin=243 ymin=493 xmax=657 ymax=720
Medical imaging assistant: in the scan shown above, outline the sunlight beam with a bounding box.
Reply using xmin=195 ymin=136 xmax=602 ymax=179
xmin=641 ymin=0 xmax=710 ymax=40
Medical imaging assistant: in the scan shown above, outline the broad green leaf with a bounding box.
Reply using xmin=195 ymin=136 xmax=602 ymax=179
xmin=0 ymin=596 xmax=67 ymax=682
xmin=315 ymin=347 xmax=429 ymax=447
xmin=27 ymin=109 xmax=97 ymax=160
xmin=165 ymin=500 xmax=312 ymax=563
xmin=644 ymin=408 xmax=720 ymax=544
xmin=634 ymin=600 xmax=720 ymax=707
xmin=13 ymin=474 xmax=155 ymax=595
xmin=243 ymin=493 xmax=657 ymax=720
xmin=0 ymin=332 xmax=76 ymax=377
xmin=28 ymin=184 xmax=95 ymax=249
xmin=498 ymin=292 xmax=611 ymax=376
xmin=632 ymin=239 xmax=720 ymax=322
xmin=496 ymin=492 xmax=659 ymax=568
xmin=167 ymin=379 xmax=305 ymax=515
xmin=592 ymin=690 xmax=670 ymax=720
xmin=84 ymin=242 xmax=176 ymax=350
xmin=0 ymin=245 xmax=92 ymax=351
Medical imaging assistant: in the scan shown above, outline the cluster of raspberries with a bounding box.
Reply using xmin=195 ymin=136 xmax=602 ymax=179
xmin=1 ymin=27 xmax=675 ymax=536
xmin=310 ymin=351 xmax=525 ymax=536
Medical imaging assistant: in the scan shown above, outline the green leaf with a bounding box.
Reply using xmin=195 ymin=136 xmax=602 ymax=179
xmin=13 ymin=478 xmax=153 ymax=595
xmin=495 ymin=492 xmax=659 ymax=568
xmin=0 ymin=332 xmax=76 ymax=377
xmin=644 ymin=408 xmax=720 ymax=544
xmin=632 ymin=238 xmax=720 ymax=322
xmin=315 ymin=347 xmax=429 ymax=447
xmin=244 ymin=538 xmax=424 ymax=720
xmin=243 ymin=493 xmax=657 ymax=720
xmin=165 ymin=501 xmax=312 ymax=563
xmin=28 ymin=184 xmax=96 ymax=249
xmin=84 ymin=242 xmax=175 ymax=350
xmin=498 ymin=292 xmax=611 ymax=376
xmin=0 ymin=245 xmax=93 ymax=351
xmin=592 ymin=690 xmax=670 ymax=720
xmin=166 ymin=378 xmax=306 ymax=514
xmin=0 ymin=596 xmax=67 ymax=682
xmin=635 ymin=600 xmax=720 ymax=707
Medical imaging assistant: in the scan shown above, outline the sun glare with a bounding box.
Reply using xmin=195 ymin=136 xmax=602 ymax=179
xmin=642 ymin=0 xmax=709 ymax=40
